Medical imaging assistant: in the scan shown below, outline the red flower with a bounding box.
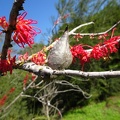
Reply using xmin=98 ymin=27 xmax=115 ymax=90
xmin=0 ymin=12 xmax=41 ymax=47
xmin=73 ymin=34 xmax=83 ymax=41
xmin=9 ymin=87 xmax=15 ymax=94
xmin=91 ymin=45 xmax=104 ymax=60
xmin=31 ymin=74 xmax=36 ymax=81
xmin=31 ymin=51 xmax=46 ymax=65
xmin=23 ymin=74 xmax=29 ymax=87
xmin=104 ymin=36 xmax=119 ymax=53
xmin=91 ymin=36 xmax=120 ymax=60
xmin=0 ymin=50 xmax=16 ymax=75
xmin=98 ymin=33 xmax=109 ymax=40
xmin=0 ymin=16 xmax=8 ymax=30
xmin=71 ymin=45 xmax=90 ymax=68
xmin=0 ymin=87 xmax=15 ymax=106
xmin=101 ymin=46 xmax=109 ymax=57
xmin=18 ymin=52 xmax=29 ymax=62
xmin=0 ymin=95 xmax=7 ymax=106
xmin=13 ymin=12 xmax=41 ymax=48
xmin=0 ymin=58 xmax=15 ymax=75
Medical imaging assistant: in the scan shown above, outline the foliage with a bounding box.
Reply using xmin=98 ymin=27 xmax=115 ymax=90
xmin=0 ymin=70 xmax=33 ymax=119
xmin=63 ymin=95 xmax=120 ymax=120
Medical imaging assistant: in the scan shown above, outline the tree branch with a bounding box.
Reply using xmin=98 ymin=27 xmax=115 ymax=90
xmin=69 ymin=22 xmax=94 ymax=35
xmin=16 ymin=62 xmax=120 ymax=78
xmin=69 ymin=20 xmax=120 ymax=36
xmin=1 ymin=0 xmax=25 ymax=59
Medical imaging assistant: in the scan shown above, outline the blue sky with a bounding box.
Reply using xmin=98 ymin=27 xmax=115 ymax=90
xmin=0 ymin=0 xmax=59 ymax=44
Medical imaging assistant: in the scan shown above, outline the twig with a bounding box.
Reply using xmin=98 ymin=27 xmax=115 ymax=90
xmin=21 ymin=94 xmax=63 ymax=119
xmin=34 ymin=81 xmax=54 ymax=97
xmin=2 ymin=92 xmax=24 ymax=113
xmin=69 ymin=20 xmax=120 ymax=36
xmin=69 ymin=22 xmax=94 ymax=35
xmin=55 ymin=80 xmax=91 ymax=98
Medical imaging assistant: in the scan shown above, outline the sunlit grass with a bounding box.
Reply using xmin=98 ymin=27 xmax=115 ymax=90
xmin=63 ymin=96 xmax=120 ymax=120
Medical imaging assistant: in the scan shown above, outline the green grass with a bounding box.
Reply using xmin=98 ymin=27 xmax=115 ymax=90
xmin=63 ymin=96 xmax=120 ymax=120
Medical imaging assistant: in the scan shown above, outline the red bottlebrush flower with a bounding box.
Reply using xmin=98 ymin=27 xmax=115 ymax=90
xmin=23 ymin=74 xmax=29 ymax=87
xmin=101 ymin=46 xmax=109 ymax=57
xmin=0 ymin=59 xmax=14 ymax=75
xmin=0 ymin=95 xmax=7 ymax=106
xmin=98 ymin=33 xmax=109 ymax=40
xmin=107 ymin=43 xmax=118 ymax=53
xmin=18 ymin=52 xmax=29 ymax=62
xmin=74 ymin=34 xmax=83 ymax=41
xmin=91 ymin=45 xmax=104 ymax=60
xmin=31 ymin=74 xmax=36 ymax=81
xmin=0 ymin=16 xmax=8 ymax=30
xmin=91 ymin=36 xmax=120 ymax=60
xmin=9 ymin=87 xmax=15 ymax=94
xmin=0 ymin=88 xmax=15 ymax=106
xmin=71 ymin=44 xmax=90 ymax=68
xmin=104 ymin=36 xmax=120 ymax=53
xmin=0 ymin=49 xmax=16 ymax=75
xmin=31 ymin=51 xmax=46 ymax=65
xmin=13 ymin=12 xmax=41 ymax=48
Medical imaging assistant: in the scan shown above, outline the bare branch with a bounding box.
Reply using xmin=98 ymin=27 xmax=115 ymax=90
xmin=69 ymin=22 xmax=94 ymax=35
xmin=69 ymin=20 xmax=120 ymax=36
xmin=16 ymin=62 xmax=120 ymax=78
xmin=21 ymin=94 xmax=63 ymax=119
xmin=55 ymin=80 xmax=91 ymax=98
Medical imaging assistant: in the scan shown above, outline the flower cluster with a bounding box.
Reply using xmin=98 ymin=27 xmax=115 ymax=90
xmin=18 ymin=52 xmax=29 ymax=62
xmin=71 ymin=45 xmax=90 ymax=68
xmin=71 ymin=35 xmax=120 ymax=69
xmin=18 ymin=50 xmax=47 ymax=66
xmin=0 ymin=12 xmax=41 ymax=48
xmin=13 ymin=12 xmax=41 ymax=48
xmin=0 ymin=16 xmax=8 ymax=31
xmin=91 ymin=36 xmax=119 ymax=60
xmin=0 ymin=12 xmax=41 ymax=75
xmin=31 ymin=51 xmax=46 ymax=65
xmin=0 ymin=50 xmax=16 ymax=75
